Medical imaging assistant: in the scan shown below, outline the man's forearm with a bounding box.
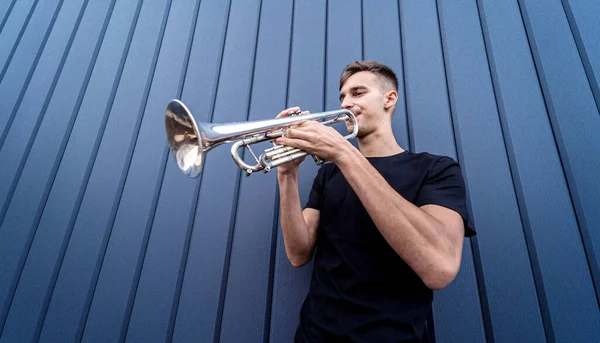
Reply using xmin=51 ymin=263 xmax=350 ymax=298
xmin=334 ymin=146 xmax=460 ymax=289
xmin=278 ymin=172 xmax=314 ymax=267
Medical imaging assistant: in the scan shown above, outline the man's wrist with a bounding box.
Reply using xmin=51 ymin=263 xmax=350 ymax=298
xmin=277 ymin=168 xmax=299 ymax=181
xmin=332 ymin=141 xmax=359 ymax=167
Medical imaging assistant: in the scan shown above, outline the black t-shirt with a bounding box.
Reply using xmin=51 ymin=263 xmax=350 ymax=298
xmin=295 ymin=151 xmax=475 ymax=343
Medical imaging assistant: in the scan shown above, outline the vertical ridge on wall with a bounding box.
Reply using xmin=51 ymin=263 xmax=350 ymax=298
xmin=560 ymin=0 xmax=600 ymax=113
xmin=326 ymin=0 xmax=361 ymax=149
xmin=218 ymin=1 xmax=295 ymax=342
xmin=0 ymin=0 xmax=64 ymax=215
xmin=475 ymin=1 xmax=553 ymax=340
xmin=450 ymin=1 xmax=493 ymax=336
xmin=203 ymin=3 xmax=236 ymax=336
xmin=398 ymin=2 xmax=412 ymax=153
xmin=119 ymin=0 xmax=193 ymax=335
xmin=360 ymin=0 xmax=364 ymax=60
xmin=363 ymin=0 xmax=408 ymax=148
xmin=518 ymin=0 xmax=600 ymax=306
xmin=161 ymin=1 xmax=203 ymax=341
xmin=479 ymin=0 xmax=600 ymax=342
xmin=269 ymin=1 xmax=326 ymax=341
xmin=77 ymin=0 xmax=198 ymax=342
xmin=397 ymin=1 xmax=486 ymax=341
xmin=0 ymin=0 xmax=121 ymax=341
xmin=0 ymin=0 xmax=38 ymax=84
xmin=0 ymin=0 xmax=58 ymax=154
xmin=169 ymin=1 xmax=232 ymax=341
xmin=323 ymin=0 xmax=328 ymax=119
xmin=81 ymin=2 xmax=174 ymax=340
xmin=34 ymin=0 xmax=148 ymax=340
xmin=0 ymin=0 xmax=91 ymax=341
xmin=0 ymin=0 xmax=88 ymax=224
xmin=2 ymin=0 xmax=118 ymax=340
xmin=215 ymin=0 xmax=263 ymax=337
xmin=326 ymin=0 xmax=362 ymax=111
xmin=445 ymin=2 xmax=493 ymax=341
xmin=0 ymin=0 xmax=19 ymax=43
xmin=438 ymin=0 xmax=546 ymax=341
xmin=263 ymin=0 xmax=297 ymax=341
xmin=0 ymin=0 xmax=77 ymax=326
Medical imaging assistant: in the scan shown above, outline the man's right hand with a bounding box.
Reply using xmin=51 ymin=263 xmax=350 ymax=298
xmin=275 ymin=107 xmax=307 ymax=176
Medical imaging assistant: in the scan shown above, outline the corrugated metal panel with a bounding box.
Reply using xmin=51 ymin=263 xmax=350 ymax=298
xmin=479 ymin=1 xmax=599 ymax=341
xmin=400 ymin=2 xmax=485 ymax=342
xmin=0 ymin=0 xmax=598 ymax=342
xmin=439 ymin=2 xmax=546 ymax=341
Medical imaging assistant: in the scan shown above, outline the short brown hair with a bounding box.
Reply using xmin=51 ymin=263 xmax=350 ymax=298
xmin=339 ymin=60 xmax=399 ymax=92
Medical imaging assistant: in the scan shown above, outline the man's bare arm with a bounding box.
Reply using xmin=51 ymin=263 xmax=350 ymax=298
xmin=277 ymin=169 xmax=320 ymax=268
xmin=335 ymin=147 xmax=465 ymax=289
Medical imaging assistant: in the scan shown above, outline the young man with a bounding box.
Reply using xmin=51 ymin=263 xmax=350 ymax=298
xmin=275 ymin=61 xmax=475 ymax=342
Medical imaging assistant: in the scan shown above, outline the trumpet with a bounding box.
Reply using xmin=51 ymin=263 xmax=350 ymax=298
xmin=165 ymin=99 xmax=358 ymax=178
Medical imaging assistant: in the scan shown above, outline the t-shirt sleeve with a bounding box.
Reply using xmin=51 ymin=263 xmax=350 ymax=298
xmin=415 ymin=157 xmax=476 ymax=237
xmin=304 ymin=166 xmax=325 ymax=210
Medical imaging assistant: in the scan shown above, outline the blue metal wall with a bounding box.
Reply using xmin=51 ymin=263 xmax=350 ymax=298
xmin=0 ymin=0 xmax=599 ymax=342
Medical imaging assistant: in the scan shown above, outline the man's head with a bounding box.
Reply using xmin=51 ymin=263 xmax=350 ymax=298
xmin=339 ymin=60 xmax=398 ymax=94
xmin=339 ymin=61 xmax=399 ymax=137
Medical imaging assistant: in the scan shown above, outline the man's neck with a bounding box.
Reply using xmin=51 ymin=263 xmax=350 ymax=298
xmin=357 ymin=127 xmax=404 ymax=157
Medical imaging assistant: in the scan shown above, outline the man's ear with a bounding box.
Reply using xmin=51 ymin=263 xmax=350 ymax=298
xmin=383 ymin=90 xmax=398 ymax=110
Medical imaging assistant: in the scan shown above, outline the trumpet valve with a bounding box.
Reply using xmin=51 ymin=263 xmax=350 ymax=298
xmin=264 ymin=145 xmax=296 ymax=158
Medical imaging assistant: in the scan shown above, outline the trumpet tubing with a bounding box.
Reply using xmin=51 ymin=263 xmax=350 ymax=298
xmin=165 ymin=99 xmax=357 ymax=178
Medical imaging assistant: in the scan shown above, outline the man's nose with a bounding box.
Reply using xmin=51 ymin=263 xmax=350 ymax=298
xmin=341 ymin=98 xmax=352 ymax=110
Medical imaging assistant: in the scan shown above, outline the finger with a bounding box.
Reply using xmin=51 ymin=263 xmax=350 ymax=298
xmin=276 ymin=106 xmax=301 ymax=118
xmin=283 ymin=120 xmax=310 ymax=132
xmin=296 ymin=120 xmax=317 ymax=128
xmin=276 ymin=107 xmax=297 ymax=118
xmin=292 ymin=119 xmax=313 ymax=129
xmin=275 ymin=136 xmax=310 ymax=150
xmin=286 ymin=127 xmax=314 ymax=141
xmin=291 ymin=110 xmax=310 ymax=117
xmin=297 ymin=120 xmax=326 ymax=133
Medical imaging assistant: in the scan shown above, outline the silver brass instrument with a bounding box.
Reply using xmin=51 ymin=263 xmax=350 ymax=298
xmin=165 ymin=99 xmax=358 ymax=178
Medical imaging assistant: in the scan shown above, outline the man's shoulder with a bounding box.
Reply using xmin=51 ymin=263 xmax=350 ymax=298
xmin=410 ymin=151 xmax=458 ymax=169
xmin=411 ymin=151 xmax=455 ymax=162
xmin=397 ymin=152 xmax=460 ymax=182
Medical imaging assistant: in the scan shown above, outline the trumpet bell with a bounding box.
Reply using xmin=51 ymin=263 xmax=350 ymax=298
xmin=165 ymin=99 xmax=205 ymax=178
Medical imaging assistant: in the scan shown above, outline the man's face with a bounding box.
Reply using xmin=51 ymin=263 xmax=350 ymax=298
xmin=339 ymin=71 xmax=392 ymax=137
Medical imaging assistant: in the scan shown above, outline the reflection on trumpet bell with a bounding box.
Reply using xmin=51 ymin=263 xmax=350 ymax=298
xmin=164 ymin=99 xmax=358 ymax=178
xmin=165 ymin=100 xmax=205 ymax=178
